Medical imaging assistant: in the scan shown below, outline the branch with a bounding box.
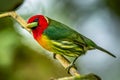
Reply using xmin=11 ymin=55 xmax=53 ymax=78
xmin=0 ymin=11 xmax=30 ymax=32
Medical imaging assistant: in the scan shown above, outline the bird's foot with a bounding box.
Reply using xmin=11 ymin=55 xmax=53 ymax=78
xmin=66 ymin=63 xmax=77 ymax=74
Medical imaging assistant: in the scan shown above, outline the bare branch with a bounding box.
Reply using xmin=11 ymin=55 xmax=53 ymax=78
xmin=0 ymin=11 xmax=31 ymax=32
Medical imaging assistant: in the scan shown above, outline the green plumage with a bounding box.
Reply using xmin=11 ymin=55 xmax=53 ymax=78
xmin=43 ymin=17 xmax=116 ymax=58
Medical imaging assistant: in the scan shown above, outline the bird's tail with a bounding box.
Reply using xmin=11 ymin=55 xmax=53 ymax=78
xmin=95 ymin=45 xmax=116 ymax=58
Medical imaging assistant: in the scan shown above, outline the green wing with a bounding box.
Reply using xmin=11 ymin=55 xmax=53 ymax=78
xmin=44 ymin=18 xmax=86 ymax=44
xmin=44 ymin=18 xmax=96 ymax=48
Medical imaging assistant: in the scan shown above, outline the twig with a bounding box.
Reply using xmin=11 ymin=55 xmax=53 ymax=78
xmin=0 ymin=11 xmax=30 ymax=32
xmin=0 ymin=11 xmax=80 ymax=76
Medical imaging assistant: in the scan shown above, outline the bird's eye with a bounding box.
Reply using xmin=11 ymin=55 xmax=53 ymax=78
xmin=34 ymin=18 xmax=39 ymax=22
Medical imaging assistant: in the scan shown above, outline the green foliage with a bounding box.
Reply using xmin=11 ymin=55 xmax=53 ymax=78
xmin=54 ymin=73 xmax=101 ymax=80
xmin=0 ymin=0 xmax=24 ymax=12
xmin=106 ymin=0 xmax=120 ymax=16
xmin=74 ymin=74 xmax=101 ymax=80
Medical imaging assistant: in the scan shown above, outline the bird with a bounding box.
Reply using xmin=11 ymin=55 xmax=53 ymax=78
xmin=27 ymin=15 xmax=116 ymax=72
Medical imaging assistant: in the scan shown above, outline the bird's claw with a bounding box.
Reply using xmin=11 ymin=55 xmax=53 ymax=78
xmin=65 ymin=63 xmax=77 ymax=74
xmin=53 ymin=53 xmax=56 ymax=59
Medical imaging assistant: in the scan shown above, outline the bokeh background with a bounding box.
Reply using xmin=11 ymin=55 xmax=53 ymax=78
xmin=0 ymin=0 xmax=120 ymax=80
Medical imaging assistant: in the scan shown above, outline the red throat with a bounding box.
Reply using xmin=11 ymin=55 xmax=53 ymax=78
xmin=27 ymin=15 xmax=48 ymax=40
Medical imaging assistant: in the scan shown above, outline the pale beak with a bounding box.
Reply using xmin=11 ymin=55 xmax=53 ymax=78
xmin=26 ymin=22 xmax=38 ymax=29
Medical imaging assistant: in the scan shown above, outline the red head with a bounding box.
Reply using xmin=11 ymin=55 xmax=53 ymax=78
xmin=27 ymin=15 xmax=49 ymax=39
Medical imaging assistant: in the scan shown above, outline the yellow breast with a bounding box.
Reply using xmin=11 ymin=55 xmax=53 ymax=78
xmin=37 ymin=35 xmax=52 ymax=51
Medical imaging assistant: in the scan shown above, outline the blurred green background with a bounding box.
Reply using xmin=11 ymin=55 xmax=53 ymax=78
xmin=0 ymin=0 xmax=120 ymax=80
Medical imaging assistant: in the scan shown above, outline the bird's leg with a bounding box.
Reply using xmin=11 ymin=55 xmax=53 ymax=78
xmin=66 ymin=57 xmax=79 ymax=74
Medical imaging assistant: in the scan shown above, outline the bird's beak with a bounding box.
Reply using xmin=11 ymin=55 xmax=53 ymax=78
xmin=26 ymin=22 xmax=38 ymax=29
